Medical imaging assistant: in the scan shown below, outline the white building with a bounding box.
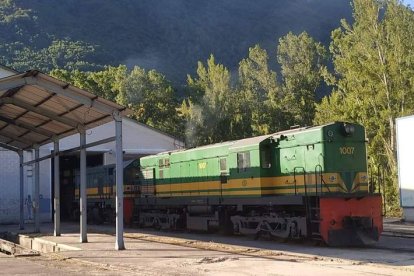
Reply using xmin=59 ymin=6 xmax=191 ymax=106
xmin=396 ymin=115 xmax=414 ymax=222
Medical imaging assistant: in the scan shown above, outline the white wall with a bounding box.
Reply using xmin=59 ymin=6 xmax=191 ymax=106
xmin=404 ymin=208 xmax=414 ymax=221
xmin=0 ymin=149 xmax=51 ymax=224
xmin=396 ymin=115 xmax=414 ymax=222
xmin=0 ymin=150 xmax=20 ymax=223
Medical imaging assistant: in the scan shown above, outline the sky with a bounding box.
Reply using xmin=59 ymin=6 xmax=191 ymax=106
xmin=403 ymin=0 xmax=414 ymax=8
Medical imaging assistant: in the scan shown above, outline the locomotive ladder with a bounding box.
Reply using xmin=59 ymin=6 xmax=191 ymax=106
xmin=294 ymin=167 xmax=321 ymax=240
xmin=309 ymin=165 xmax=324 ymax=241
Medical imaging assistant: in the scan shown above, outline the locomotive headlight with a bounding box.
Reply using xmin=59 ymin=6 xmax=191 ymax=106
xmin=343 ymin=123 xmax=355 ymax=136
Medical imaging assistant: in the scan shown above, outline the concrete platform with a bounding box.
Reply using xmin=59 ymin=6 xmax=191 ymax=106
xmin=1 ymin=221 xmax=414 ymax=275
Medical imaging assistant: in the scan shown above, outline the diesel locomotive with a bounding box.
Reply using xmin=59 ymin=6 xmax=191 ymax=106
xmin=75 ymin=122 xmax=383 ymax=246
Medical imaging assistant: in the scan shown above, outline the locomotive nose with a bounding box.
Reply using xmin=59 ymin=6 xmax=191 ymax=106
xmin=340 ymin=171 xmax=356 ymax=192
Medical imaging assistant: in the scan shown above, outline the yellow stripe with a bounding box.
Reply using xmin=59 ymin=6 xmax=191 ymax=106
xmin=75 ymin=185 xmax=139 ymax=197
xmin=158 ymin=186 xmax=341 ymax=197
xmin=75 ymin=171 xmax=367 ymax=199
xmin=351 ymin=172 xmax=369 ymax=192
xmin=156 ymin=173 xmax=351 ymax=194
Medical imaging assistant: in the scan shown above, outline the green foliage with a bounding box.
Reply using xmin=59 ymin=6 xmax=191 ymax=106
xmin=50 ymin=65 xmax=127 ymax=101
xmin=0 ymin=0 xmax=30 ymax=23
xmin=277 ymin=31 xmax=328 ymax=127
xmin=183 ymin=55 xmax=240 ymax=146
xmin=238 ymin=45 xmax=286 ymax=135
xmin=117 ymin=67 xmax=184 ymax=137
xmin=315 ymin=0 xmax=414 ymax=216
xmin=0 ymin=0 xmax=102 ymax=72
xmin=10 ymin=39 xmax=99 ymax=72
xmin=182 ymin=37 xmax=328 ymax=146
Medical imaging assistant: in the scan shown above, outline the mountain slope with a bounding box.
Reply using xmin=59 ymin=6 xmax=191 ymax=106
xmin=11 ymin=0 xmax=352 ymax=83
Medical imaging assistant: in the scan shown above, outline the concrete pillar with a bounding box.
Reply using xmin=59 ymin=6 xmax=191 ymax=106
xmin=80 ymin=130 xmax=88 ymax=243
xmin=54 ymin=140 xmax=61 ymax=236
xmin=115 ymin=115 xmax=125 ymax=250
xmin=19 ymin=151 xmax=24 ymax=230
xmin=34 ymin=145 xmax=40 ymax=233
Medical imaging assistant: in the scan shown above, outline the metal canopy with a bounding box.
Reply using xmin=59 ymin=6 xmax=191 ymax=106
xmin=0 ymin=70 xmax=130 ymax=150
xmin=0 ymin=69 xmax=129 ymax=250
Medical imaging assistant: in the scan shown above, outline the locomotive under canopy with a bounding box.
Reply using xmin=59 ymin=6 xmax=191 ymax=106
xmin=75 ymin=122 xmax=383 ymax=246
xmin=73 ymin=160 xmax=140 ymax=225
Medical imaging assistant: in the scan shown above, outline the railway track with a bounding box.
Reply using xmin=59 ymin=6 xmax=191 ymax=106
xmin=381 ymin=230 xmax=414 ymax=239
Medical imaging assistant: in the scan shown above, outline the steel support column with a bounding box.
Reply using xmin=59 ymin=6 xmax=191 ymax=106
xmin=34 ymin=145 xmax=40 ymax=233
xmin=53 ymin=140 xmax=61 ymax=236
xmin=80 ymin=131 xmax=88 ymax=243
xmin=19 ymin=151 xmax=24 ymax=230
xmin=115 ymin=116 xmax=125 ymax=250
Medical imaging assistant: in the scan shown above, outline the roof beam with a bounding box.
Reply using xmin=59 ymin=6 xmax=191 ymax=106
xmin=0 ymin=97 xmax=80 ymax=128
xmin=0 ymin=86 xmax=23 ymax=99
xmin=35 ymin=77 xmax=119 ymax=115
xmin=22 ymin=136 xmax=116 ymax=165
xmin=0 ymin=131 xmax=32 ymax=147
xmin=0 ymin=76 xmax=35 ymax=93
xmin=0 ymin=141 xmax=21 ymax=152
xmin=0 ymin=115 xmax=54 ymax=138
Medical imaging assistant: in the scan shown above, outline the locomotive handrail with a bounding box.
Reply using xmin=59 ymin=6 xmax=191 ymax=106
xmin=314 ymin=165 xmax=321 ymax=196
xmin=293 ymin=167 xmax=306 ymax=196
xmin=314 ymin=165 xmax=331 ymax=194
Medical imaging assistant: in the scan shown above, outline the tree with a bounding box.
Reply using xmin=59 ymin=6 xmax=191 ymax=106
xmin=51 ymin=66 xmax=184 ymax=137
xmin=315 ymin=0 xmax=414 ymax=215
xmin=117 ymin=66 xmax=183 ymax=137
xmin=11 ymin=39 xmax=99 ymax=72
xmin=238 ymin=45 xmax=282 ymax=135
xmin=277 ymin=31 xmax=327 ymax=127
xmin=50 ymin=65 xmax=127 ymax=102
xmin=183 ymin=55 xmax=237 ymax=146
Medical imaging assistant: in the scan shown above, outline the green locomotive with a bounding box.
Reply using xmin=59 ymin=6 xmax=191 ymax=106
xmin=73 ymin=160 xmax=141 ymax=224
xmin=137 ymin=121 xmax=382 ymax=246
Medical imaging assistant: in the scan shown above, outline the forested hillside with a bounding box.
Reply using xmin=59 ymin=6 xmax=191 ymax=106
xmin=1 ymin=0 xmax=351 ymax=83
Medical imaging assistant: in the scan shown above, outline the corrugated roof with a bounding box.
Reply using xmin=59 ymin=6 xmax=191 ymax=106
xmin=0 ymin=70 xmax=131 ymax=150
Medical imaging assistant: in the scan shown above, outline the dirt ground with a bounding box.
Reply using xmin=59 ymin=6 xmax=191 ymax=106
xmin=1 ymin=223 xmax=414 ymax=276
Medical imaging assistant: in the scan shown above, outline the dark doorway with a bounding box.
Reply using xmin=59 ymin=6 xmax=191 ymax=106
xmin=51 ymin=152 xmax=103 ymax=221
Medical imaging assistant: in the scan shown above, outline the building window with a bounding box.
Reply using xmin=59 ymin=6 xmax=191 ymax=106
xmin=237 ymin=151 xmax=250 ymax=172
